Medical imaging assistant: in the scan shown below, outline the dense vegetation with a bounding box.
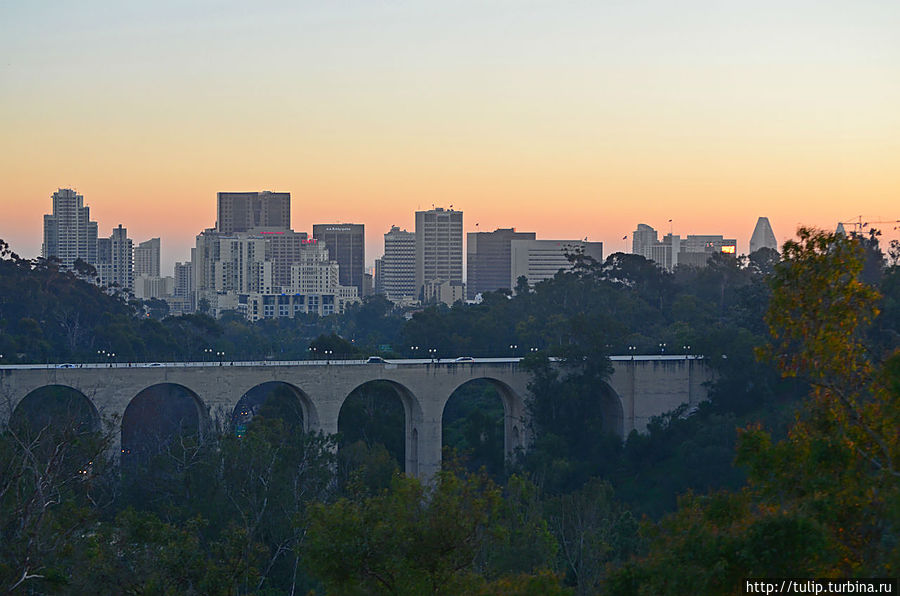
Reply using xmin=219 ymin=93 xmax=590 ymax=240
xmin=1 ymin=232 xmax=898 ymax=594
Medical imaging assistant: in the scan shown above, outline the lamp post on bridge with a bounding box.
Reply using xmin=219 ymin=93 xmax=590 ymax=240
xmin=509 ymin=344 xmax=518 ymax=357
xmin=659 ymin=343 xmax=666 ymax=355
xmin=409 ymin=346 xmax=419 ymax=359
xmin=628 ymin=345 xmax=636 ymax=360
xmin=428 ymin=348 xmax=437 ymax=362
xmin=216 ymin=351 xmax=225 ymax=366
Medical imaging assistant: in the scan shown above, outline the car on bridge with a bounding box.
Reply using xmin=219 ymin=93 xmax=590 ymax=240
xmin=57 ymin=363 xmax=77 ymax=368
xmin=454 ymin=356 xmax=475 ymax=363
xmin=366 ymin=356 xmax=386 ymax=364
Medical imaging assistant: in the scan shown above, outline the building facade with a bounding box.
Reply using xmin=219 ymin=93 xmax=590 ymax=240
xmin=415 ymin=208 xmax=463 ymax=300
xmin=510 ymin=239 xmax=603 ymax=290
xmin=216 ymin=191 xmax=290 ymax=233
xmin=42 ymin=188 xmax=98 ymax=269
xmin=134 ymin=237 xmax=161 ymax=278
xmin=466 ymin=227 xmax=536 ymax=299
xmin=312 ymin=224 xmax=365 ymax=295
xmin=96 ymin=224 xmax=134 ymax=292
xmin=381 ymin=225 xmax=417 ymax=303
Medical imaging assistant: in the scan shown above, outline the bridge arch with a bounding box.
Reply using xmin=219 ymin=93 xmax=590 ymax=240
xmin=121 ymin=383 xmax=208 ymax=462
xmin=597 ymin=381 xmax=625 ymax=439
xmin=231 ymin=381 xmax=317 ymax=433
xmin=339 ymin=379 xmax=424 ymax=477
xmin=445 ymin=377 xmax=528 ymax=458
xmin=10 ymin=384 xmax=101 ymax=436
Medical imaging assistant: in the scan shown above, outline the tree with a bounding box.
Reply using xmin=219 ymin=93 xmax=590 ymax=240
xmin=608 ymin=228 xmax=900 ymax=593
xmin=303 ymin=469 xmax=504 ymax=594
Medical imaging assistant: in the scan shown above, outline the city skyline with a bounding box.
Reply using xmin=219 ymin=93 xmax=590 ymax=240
xmin=2 ymin=2 xmax=899 ymax=274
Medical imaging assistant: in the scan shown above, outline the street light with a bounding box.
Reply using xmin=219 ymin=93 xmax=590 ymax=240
xmin=410 ymin=346 xmax=419 ymax=358
xmin=204 ymin=348 xmax=213 ymax=362
xmin=308 ymin=346 xmax=317 ymax=360
xmin=324 ymin=349 xmax=333 ymax=363
xmin=659 ymin=343 xmax=666 ymax=354
xmin=217 ymin=351 xmax=225 ymax=365
xmin=529 ymin=347 xmax=539 ymax=353
xmin=682 ymin=345 xmax=691 ymax=355
xmin=428 ymin=348 xmax=437 ymax=361
xmin=509 ymin=344 xmax=518 ymax=354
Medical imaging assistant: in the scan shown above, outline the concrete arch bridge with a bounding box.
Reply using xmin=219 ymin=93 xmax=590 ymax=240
xmin=0 ymin=356 xmax=710 ymax=479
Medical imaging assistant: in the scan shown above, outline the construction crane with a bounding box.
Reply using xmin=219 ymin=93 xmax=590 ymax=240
xmin=837 ymin=216 xmax=900 ymax=234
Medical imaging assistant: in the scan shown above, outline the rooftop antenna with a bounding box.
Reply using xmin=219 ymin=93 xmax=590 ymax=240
xmin=668 ymin=219 xmax=673 ymax=235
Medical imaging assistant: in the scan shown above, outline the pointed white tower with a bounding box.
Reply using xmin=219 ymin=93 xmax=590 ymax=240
xmin=749 ymin=217 xmax=778 ymax=254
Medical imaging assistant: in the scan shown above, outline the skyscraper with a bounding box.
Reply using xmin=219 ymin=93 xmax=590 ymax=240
xmin=415 ymin=207 xmax=463 ymax=300
xmin=381 ymin=225 xmax=416 ymax=303
xmin=467 ymin=227 xmax=536 ymax=299
xmin=749 ymin=217 xmax=778 ymax=254
xmin=42 ymin=188 xmax=98 ymax=268
xmin=631 ymin=223 xmax=658 ymax=261
xmin=312 ymin=224 xmax=365 ymax=295
xmin=216 ymin=191 xmax=290 ymax=233
xmin=97 ymin=224 xmax=134 ymax=291
xmin=134 ymin=237 xmax=161 ymax=277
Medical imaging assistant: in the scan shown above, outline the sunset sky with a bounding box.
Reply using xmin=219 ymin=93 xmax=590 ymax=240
xmin=2 ymin=1 xmax=899 ymax=274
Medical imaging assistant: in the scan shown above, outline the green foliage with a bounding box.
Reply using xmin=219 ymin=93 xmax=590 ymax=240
xmin=303 ymin=469 xmax=504 ymax=595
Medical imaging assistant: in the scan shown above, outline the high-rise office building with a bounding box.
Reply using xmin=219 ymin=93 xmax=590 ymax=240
xmin=381 ymin=225 xmax=417 ymax=303
xmin=415 ymin=208 xmax=463 ymax=300
xmin=42 ymin=188 xmax=98 ymax=268
xmin=312 ymin=224 xmax=365 ymax=295
xmin=216 ymin=191 xmax=290 ymax=233
xmin=134 ymin=237 xmax=161 ymax=277
xmin=510 ymin=239 xmax=603 ymax=290
xmin=749 ymin=217 xmax=778 ymax=254
xmin=467 ymin=227 xmax=536 ymax=299
xmin=97 ymin=224 xmax=134 ymax=291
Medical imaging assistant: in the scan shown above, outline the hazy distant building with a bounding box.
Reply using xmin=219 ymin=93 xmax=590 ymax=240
xmin=374 ymin=258 xmax=384 ymax=294
xmin=423 ymin=279 xmax=466 ymax=306
xmin=510 ymin=239 xmax=603 ymax=289
xmin=262 ymin=229 xmax=309 ymax=288
xmin=631 ymin=224 xmax=658 ymax=261
xmin=749 ymin=217 xmax=778 ymax=254
xmin=415 ymin=208 xmax=463 ymax=300
xmin=134 ymin=238 xmax=160 ymax=277
xmin=381 ymin=225 xmax=417 ymax=303
xmin=42 ymin=188 xmax=98 ymax=269
xmin=631 ymin=223 xmax=736 ymax=270
xmin=96 ymin=224 xmax=134 ymax=292
xmin=134 ymin=275 xmax=174 ymax=300
xmin=216 ymin=191 xmax=290 ymax=233
xmin=467 ymin=228 xmax=536 ymax=299
xmin=174 ymin=261 xmax=193 ymax=299
xmin=312 ymin=224 xmax=365 ymax=295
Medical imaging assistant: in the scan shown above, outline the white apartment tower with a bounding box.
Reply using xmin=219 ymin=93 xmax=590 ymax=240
xmin=42 ymin=188 xmax=99 ymax=268
xmin=381 ymin=225 xmax=417 ymax=303
xmin=97 ymin=224 xmax=134 ymax=291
